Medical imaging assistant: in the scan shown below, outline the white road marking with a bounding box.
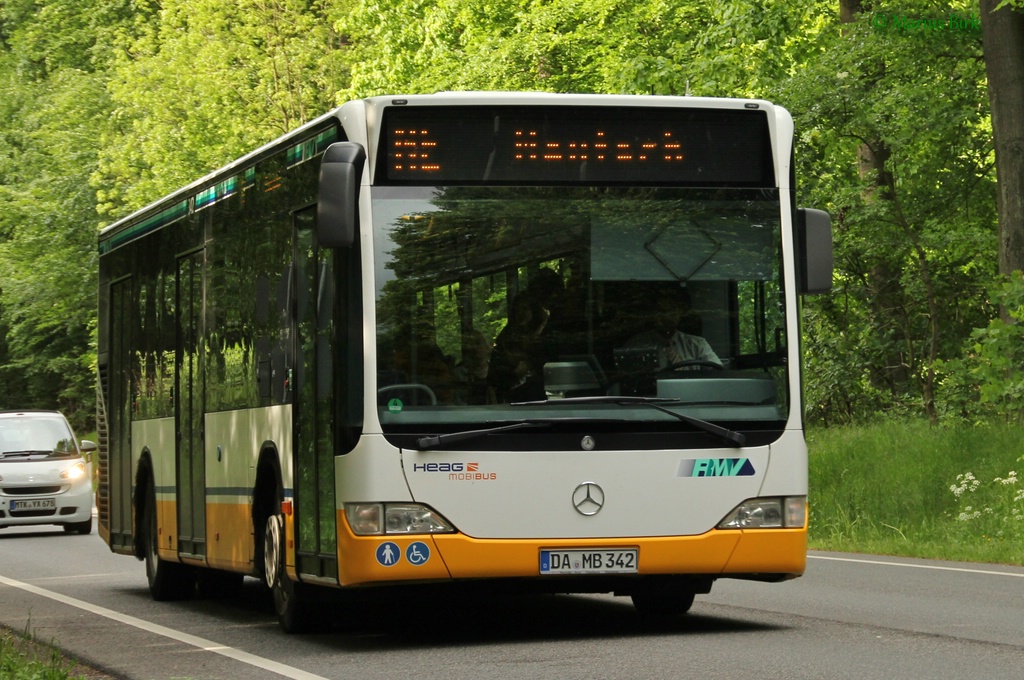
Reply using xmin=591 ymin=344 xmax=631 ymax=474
xmin=27 ymin=573 xmax=134 ymax=582
xmin=0 ymin=574 xmax=329 ymax=680
xmin=809 ymin=554 xmax=1024 ymax=578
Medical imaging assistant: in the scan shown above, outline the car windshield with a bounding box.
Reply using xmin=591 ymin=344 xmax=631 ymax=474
xmin=0 ymin=414 xmax=77 ymax=457
xmin=372 ymin=186 xmax=788 ymax=434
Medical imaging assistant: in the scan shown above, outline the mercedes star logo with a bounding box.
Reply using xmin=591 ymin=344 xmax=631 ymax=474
xmin=572 ymin=482 xmax=605 ymax=516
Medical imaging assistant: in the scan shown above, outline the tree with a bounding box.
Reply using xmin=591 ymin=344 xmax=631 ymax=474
xmin=0 ymin=0 xmax=1010 ymax=428
xmin=0 ymin=65 xmax=110 ymax=428
xmin=980 ymin=0 xmax=1024 ymax=279
xmin=96 ymin=0 xmax=354 ymax=216
xmin=0 ymin=0 xmax=155 ymax=430
xmin=780 ymin=1 xmax=998 ymax=423
xmin=338 ymin=0 xmax=827 ymax=99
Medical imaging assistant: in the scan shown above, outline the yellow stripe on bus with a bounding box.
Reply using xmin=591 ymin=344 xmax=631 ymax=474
xmin=155 ymin=499 xmax=178 ymax=561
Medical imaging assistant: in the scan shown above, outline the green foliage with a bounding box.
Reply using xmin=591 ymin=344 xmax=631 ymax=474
xmin=959 ymin=272 xmax=1024 ymax=420
xmin=338 ymin=0 xmax=828 ymax=98
xmin=0 ymin=62 xmax=108 ymax=430
xmin=0 ymin=0 xmax=161 ymax=431
xmin=0 ymin=0 xmax=156 ymax=78
xmin=784 ymin=1 xmax=998 ymax=424
xmin=96 ymin=0 xmax=354 ymax=216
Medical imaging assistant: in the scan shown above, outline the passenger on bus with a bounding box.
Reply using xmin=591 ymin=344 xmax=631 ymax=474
xmin=454 ymin=330 xmax=492 ymax=404
xmin=486 ymin=295 xmax=549 ymax=402
xmin=487 ymin=267 xmax=584 ymax=402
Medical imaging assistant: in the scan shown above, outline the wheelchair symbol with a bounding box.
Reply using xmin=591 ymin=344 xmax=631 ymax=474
xmin=406 ymin=541 xmax=430 ymax=566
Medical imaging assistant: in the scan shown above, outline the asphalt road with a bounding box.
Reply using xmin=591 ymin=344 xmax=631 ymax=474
xmin=1 ymin=523 xmax=1022 ymax=680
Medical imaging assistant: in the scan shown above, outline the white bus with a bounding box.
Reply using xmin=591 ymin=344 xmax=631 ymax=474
xmin=97 ymin=92 xmax=832 ymax=632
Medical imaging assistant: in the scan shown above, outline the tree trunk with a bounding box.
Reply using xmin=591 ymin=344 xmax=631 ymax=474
xmin=981 ymin=1 xmax=1024 ymax=280
xmin=842 ymin=0 xmax=929 ymax=416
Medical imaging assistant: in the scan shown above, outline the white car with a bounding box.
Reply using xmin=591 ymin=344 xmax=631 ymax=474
xmin=0 ymin=410 xmax=96 ymax=534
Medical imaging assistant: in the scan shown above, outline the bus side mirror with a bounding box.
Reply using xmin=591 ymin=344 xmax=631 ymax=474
xmin=796 ymin=208 xmax=833 ymax=295
xmin=317 ymin=142 xmax=366 ymax=248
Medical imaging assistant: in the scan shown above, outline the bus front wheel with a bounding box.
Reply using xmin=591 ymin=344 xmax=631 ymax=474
xmin=264 ymin=508 xmax=312 ymax=633
xmin=630 ymin=587 xmax=695 ymax=618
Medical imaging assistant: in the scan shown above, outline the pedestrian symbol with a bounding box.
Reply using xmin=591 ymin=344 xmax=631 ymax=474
xmin=376 ymin=541 xmax=400 ymax=567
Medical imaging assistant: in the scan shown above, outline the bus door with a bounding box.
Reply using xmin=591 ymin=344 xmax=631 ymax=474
xmin=105 ymin=276 xmax=134 ymax=551
xmin=292 ymin=208 xmax=339 ymax=582
xmin=175 ymin=249 xmax=206 ymax=558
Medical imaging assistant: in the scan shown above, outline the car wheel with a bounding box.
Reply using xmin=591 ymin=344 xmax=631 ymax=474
xmin=63 ymin=517 xmax=93 ymax=535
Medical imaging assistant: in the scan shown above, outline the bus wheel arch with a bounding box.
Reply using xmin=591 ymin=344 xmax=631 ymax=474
xmin=253 ymin=444 xmax=313 ymax=633
xmin=133 ymin=452 xmax=154 ymax=560
xmin=137 ymin=453 xmax=194 ymax=600
xmin=252 ymin=444 xmax=282 ymax=583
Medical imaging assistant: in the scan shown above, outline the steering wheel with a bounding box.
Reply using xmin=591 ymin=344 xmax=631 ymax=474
xmin=662 ymin=359 xmax=725 ymax=371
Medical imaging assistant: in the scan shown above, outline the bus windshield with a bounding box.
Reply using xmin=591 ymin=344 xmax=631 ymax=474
xmin=372 ymin=186 xmax=787 ymax=436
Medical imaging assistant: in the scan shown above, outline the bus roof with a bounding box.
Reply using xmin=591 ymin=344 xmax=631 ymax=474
xmin=97 ymin=92 xmax=781 ymax=250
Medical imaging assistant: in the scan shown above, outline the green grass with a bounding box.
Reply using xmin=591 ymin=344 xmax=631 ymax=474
xmin=808 ymin=420 xmax=1024 ymax=565
xmin=0 ymin=626 xmax=91 ymax=680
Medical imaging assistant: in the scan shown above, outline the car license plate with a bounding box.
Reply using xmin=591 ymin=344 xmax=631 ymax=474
xmin=10 ymin=498 xmax=56 ymax=511
xmin=540 ymin=548 xmax=638 ymax=574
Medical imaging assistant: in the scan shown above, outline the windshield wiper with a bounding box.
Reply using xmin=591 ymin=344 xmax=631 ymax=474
xmin=0 ymin=450 xmax=58 ymax=459
xmin=510 ymin=396 xmax=746 ymax=448
xmin=415 ymin=421 xmax=551 ymax=450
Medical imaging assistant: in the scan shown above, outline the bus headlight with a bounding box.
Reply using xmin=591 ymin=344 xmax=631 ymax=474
xmin=345 ymin=503 xmax=455 ymax=535
xmin=717 ymin=496 xmax=806 ymax=529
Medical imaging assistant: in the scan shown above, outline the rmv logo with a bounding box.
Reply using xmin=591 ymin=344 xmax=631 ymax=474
xmin=678 ymin=458 xmax=756 ymax=477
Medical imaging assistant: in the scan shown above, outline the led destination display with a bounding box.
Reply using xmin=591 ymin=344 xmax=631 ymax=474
xmin=380 ymin=104 xmax=775 ymax=186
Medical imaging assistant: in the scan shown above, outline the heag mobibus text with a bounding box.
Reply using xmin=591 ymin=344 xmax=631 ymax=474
xmin=412 ymin=462 xmax=497 ymax=480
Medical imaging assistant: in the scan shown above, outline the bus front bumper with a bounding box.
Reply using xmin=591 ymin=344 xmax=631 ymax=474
xmin=335 ymin=521 xmax=806 ymax=587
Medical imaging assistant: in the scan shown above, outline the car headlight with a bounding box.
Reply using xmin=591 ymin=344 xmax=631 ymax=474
xmin=345 ymin=503 xmax=455 ymax=535
xmin=60 ymin=461 xmax=87 ymax=480
xmin=718 ymin=496 xmax=806 ymax=529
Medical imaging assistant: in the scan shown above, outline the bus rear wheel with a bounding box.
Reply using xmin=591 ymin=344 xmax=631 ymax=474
xmin=264 ymin=507 xmax=312 ymax=633
xmin=143 ymin=474 xmax=194 ymax=600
